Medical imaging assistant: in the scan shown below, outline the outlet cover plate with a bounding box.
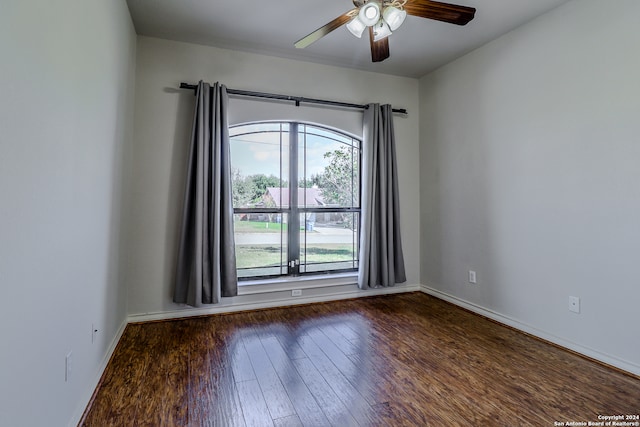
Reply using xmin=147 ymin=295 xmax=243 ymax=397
xmin=569 ymin=296 xmax=580 ymax=313
xmin=468 ymin=270 xmax=477 ymax=284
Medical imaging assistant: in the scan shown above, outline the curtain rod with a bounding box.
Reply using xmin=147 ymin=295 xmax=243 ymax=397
xmin=179 ymin=83 xmax=408 ymax=115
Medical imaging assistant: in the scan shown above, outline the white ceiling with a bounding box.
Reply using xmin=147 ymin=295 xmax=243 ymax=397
xmin=126 ymin=0 xmax=571 ymax=78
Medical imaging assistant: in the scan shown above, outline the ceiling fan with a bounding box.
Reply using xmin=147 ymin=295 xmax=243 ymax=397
xmin=294 ymin=0 xmax=476 ymax=63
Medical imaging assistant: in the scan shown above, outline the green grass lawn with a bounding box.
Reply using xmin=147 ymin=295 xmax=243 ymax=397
xmin=234 ymin=220 xmax=287 ymax=233
xmin=235 ymin=244 xmax=355 ymax=269
xmin=233 ymin=221 xmax=355 ymax=276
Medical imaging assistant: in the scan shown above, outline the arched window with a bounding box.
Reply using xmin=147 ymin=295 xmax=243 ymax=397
xmin=229 ymin=122 xmax=361 ymax=280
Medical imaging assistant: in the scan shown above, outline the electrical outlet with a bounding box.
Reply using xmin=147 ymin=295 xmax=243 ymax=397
xmin=569 ymin=296 xmax=580 ymax=313
xmin=65 ymin=352 xmax=73 ymax=382
xmin=291 ymin=289 xmax=302 ymax=297
xmin=468 ymin=270 xmax=477 ymax=284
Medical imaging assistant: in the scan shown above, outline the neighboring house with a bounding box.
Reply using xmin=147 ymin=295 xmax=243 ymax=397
xmin=240 ymin=187 xmax=349 ymax=228
xmin=263 ymin=187 xmax=325 ymax=208
xmin=240 ymin=187 xmax=324 ymax=222
xmin=259 ymin=187 xmax=339 ymax=228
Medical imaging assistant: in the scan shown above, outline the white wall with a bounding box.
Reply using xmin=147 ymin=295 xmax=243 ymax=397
xmin=127 ymin=36 xmax=421 ymax=316
xmin=0 ymin=1 xmax=136 ymax=425
xmin=420 ymin=0 xmax=640 ymax=374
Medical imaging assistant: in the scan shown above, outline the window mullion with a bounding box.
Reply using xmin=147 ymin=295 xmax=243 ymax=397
xmin=288 ymin=123 xmax=300 ymax=275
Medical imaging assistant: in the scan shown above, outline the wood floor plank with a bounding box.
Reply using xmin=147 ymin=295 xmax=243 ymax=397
xmin=162 ymin=321 xmax=191 ymax=425
xmin=230 ymin=333 xmax=257 ymax=383
xmin=303 ymin=328 xmax=383 ymax=406
xmin=295 ymin=333 xmax=376 ymax=424
xmin=265 ymin=323 xmax=308 ymax=360
xmin=330 ymin=320 xmax=363 ymax=342
xmin=362 ymin=296 xmax=543 ymax=425
xmin=291 ymin=357 xmax=361 ymax=427
xmin=189 ymin=318 xmax=246 ymax=427
xmin=133 ymin=322 xmax=191 ymax=426
xmin=81 ymin=293 xmax=640 ymax=426
xmin=241 ymin=332 xmax=297 ymax=420
xmin=272 ymin=414 xmax=303 ymax=427
xmin=317 ymin=323 xmax=359 ymax=355
xmin=260 ymin=335 xmax=331 ymax=426
xmin=236 ymin=379 xmax=274 ymax=427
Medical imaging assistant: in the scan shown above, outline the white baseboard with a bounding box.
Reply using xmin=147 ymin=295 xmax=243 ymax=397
xmin=128 ymin=283 xmax=421 ymax=323
xmin=68 ymin=319 xmax=128 ymax=427
xmin=420 ymin=284 xmax=640 ymax=377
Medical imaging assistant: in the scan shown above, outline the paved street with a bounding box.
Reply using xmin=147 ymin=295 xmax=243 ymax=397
xmin=234 ymin=226 xmax=355 ymax=245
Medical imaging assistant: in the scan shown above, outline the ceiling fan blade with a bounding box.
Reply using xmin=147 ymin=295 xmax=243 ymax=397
xmin=369 ymin=27 xmax=390 ymax=63
xmin=404 ymin=0 xmax=476 ymax=26
xmin=295 ymin=10 xmax=356 ymax=49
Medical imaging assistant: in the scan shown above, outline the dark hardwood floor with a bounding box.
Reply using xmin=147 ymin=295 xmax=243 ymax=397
xmin=81 ymin=292 xmax=640 ymax=426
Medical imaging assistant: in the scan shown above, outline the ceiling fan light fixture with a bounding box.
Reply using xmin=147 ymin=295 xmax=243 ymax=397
xmin=359 ymin=1 xmax=381 ymax=26
xmin=346 ymin=16 xmax=367 ymax=38
xmin=382 ymin=5 xmax=407 ymax=31
xmin=372 ymin=19 xmax=392 ymax=42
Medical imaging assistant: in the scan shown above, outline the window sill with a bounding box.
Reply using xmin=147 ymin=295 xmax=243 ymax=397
xmin=237 ymin=272 xmax=358 ymax=296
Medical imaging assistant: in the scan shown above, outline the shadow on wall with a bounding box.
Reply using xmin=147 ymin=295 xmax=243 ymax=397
xmin=166 ymin=88 xmax=195 ymax=303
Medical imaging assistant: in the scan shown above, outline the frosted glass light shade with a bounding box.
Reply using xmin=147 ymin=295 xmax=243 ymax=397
xmin=346 ymin=16 xmax=367 ymax=38
xmin=372 ymin=19 xmax=392 ymax=42
xmin=382 ymin=6 xmax=407 ymax=31
xmin=359 ymin=2 xmax=381 ymax=26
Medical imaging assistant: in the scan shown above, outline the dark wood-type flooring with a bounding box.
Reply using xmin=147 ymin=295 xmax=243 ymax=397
xmin=81 ymin=292 xmax=640 ymax=426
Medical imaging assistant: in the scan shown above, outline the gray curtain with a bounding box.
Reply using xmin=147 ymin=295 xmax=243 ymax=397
xmin=174 ymin=81 xmax=237 ymax=306
xmin=358 ymin=104 xmax=406 ymax=289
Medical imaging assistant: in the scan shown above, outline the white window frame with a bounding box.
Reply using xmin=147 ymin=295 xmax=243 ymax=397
xmin=230 ymin=121 xmax=362 ymax=285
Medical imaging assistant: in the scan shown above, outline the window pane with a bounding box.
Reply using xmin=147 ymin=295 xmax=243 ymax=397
xmin=298 ymin=125 xmax=359 ymax=209
xmin=299 ymin=212 xmax=359 ymax=274
xmin=304 ymin=126 xmax=354 ymax=146
xmin=230 ymin=121 xmax=361 ymax=280
xmin=230 ymin=124 xmax=289 ymax=209
xmin=234 ymin=213 xmax=288 ymax=278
